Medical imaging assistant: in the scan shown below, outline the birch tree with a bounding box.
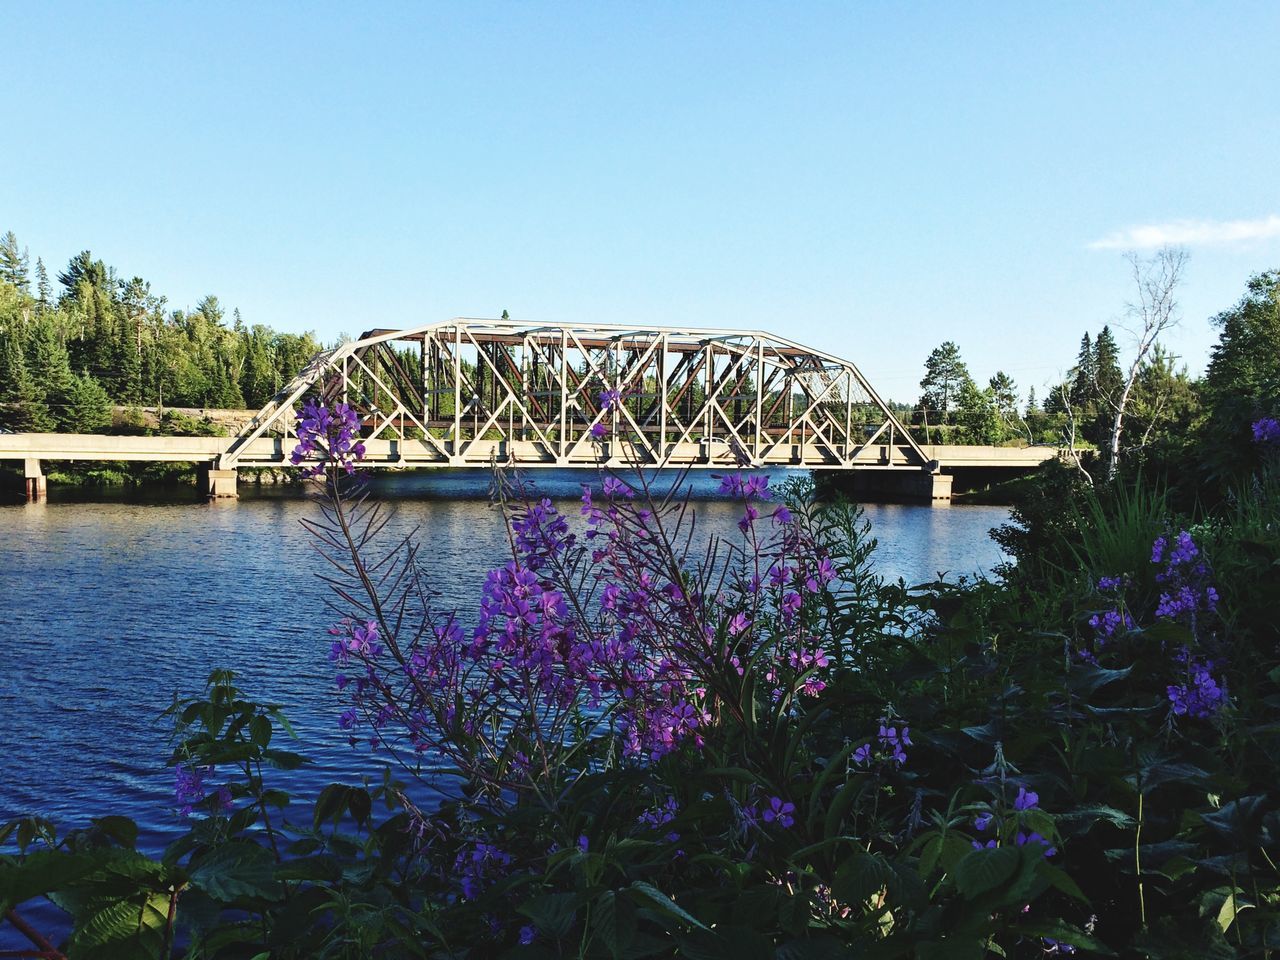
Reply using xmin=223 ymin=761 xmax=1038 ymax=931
xmin=1104 ymin=247 xmax=1187 ymax=479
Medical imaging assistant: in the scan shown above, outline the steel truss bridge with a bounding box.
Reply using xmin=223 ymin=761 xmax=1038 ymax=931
xmin=220 ymin=318 xmax=934 ymax=474
xmin=2 ymin=319 xmax=1059 ymax=500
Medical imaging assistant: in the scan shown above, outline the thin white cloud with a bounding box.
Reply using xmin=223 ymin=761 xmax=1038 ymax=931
xmin=1088 ymin=215 xmax=1280 ymax=250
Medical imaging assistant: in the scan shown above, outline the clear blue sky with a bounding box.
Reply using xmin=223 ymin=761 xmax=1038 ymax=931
xmin=4 ymin=1 xmax=1279 ymax=402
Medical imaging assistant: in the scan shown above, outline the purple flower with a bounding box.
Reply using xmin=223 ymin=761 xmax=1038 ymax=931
xmin=639 ymin=796 xmax=679 ymax=830
xmin=728 ymin=612 xmax=752 ymax=636
xmin=1015 ymin=830 xmax=1056 ymax=857
xmin=291 ymin=400 xmax=366 ymax=477
xmin=589 ymin=422 xmax=608 ymax=440
xmin=602 ymin=476 xmax=633 ymax=499
xmin=1151 ymin=535 xmax=1168 ymax=565
xmin=742 ymin=474 xmax=771 ymax=501
xmin=772 ymin=506 xmax=793 ymax=525
xmin=855 ymin=716 xmax=912 ymax=767
xmin=974 ymin=812 xmax=994 ymax=832
xmin=599 ymin=388 xmax=623 ymax=411
xmin=1097 ymin=575 xmax=1124 ymax=592
xmin=762 ymin=796 xmax=795 ymax=828
xmin=1088 ymin=608 xmax=1132 ymax=638
xmin=1167 ymin=649 xmax=1225 ymax=718
xmin=174 ymin=763 xmax=209 ymax=816
xmin=1151 ymin=530 xmax=1219 ymax=627
xmin=1252 ymin=417 xmax=1280 ymax=445
xmin=1013 ymin=786 xmax=1039 ymax=811
xmin=456 ymin=841 xmax=512 ymax=899
xmin=519 ymin=925 xmax=537 ymax=945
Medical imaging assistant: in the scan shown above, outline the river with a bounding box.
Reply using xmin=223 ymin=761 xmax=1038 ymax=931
xmin=0 ymin=469 xmax=1009 ymax=851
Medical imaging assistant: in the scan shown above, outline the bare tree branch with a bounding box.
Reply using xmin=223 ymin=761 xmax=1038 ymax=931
xmin=1058 ymin=379 xmax=1093 ymax=485
xmin=1104 ymin=246 xmax=1187 ymax=479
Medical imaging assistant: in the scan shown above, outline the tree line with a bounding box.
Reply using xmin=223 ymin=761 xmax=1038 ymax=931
xmin=0 ymin=230 xmax=323 ymax=432
xmin=908 ymin=247 xmax=1277 ymax=491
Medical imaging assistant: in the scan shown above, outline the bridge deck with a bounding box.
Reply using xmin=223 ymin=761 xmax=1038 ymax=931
xmin=0 ymin=433 xmax=1059 ymax=471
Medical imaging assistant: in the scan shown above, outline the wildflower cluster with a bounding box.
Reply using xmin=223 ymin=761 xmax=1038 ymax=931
xmin=311 ymin=460 xmax=852 ymax=817
xmin=853 ymin=716 xmax=911 ymax=767
xmin=1252 ymin=416 xmax=1280 ymax=445
xmin=1151 ymin=530 xmax=1219 ymax=622
xmin=455 ymin=841 xmax=513 ymax=900
xmin=1080 ymin=575 xmax=1133 ymax=663
xmin=971 ymin=786 xmax=1056 ymax=857
xmin=174 ymin=762 xmax=231 ymax=817
xmin=1167 ymin=648 xmax=1226 ymax=718
xmin=291 ymin=399 xmax=366 ymax=476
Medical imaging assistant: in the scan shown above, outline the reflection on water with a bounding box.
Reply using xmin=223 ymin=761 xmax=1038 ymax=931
xmin=0 ymin=469 xmax=1008 ymax=849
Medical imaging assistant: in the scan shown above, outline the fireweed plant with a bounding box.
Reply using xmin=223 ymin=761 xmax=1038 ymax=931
xmin=3 ymin=400 xmax=1280 ymax=959
xmin=283 ymin=401 xmax=1102 ymax=956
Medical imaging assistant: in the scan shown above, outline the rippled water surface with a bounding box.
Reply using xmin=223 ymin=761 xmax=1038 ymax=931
xmin=0 ymin=470 xmax=1008 ymax=851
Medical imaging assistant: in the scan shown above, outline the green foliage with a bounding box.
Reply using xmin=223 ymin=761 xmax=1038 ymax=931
xmin=917 ymin=340 xmax=972 ymax=421
xmin=0 ymin=230 xmax=323 ymax=432
xmin=955 ymin=379 xmax=1002 ymax=444
xmin=61 ymin=372 xmax=112 ymax=432
xmin=1200 ymin=270 xmax=1280 ymax=484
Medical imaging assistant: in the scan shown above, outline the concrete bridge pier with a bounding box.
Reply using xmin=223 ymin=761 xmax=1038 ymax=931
xmin=24 ymin=459 xmax=46 ymax=501
xmin=198 ymin=463 xmax=238 ymax=499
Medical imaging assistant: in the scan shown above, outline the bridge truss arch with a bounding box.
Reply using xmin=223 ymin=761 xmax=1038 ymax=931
xmin=220 ymin=318 xmax=933 ymax=473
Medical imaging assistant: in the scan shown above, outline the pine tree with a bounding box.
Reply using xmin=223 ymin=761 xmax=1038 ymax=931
xmin=34 ymin=258 xmax=51 ymax=312
xmin=0 ymin=327 xmax=51 ymax=430
xmin=988 ymin=371 xmax=1019 ymax=420
xmin=58 ymin=251 xmax=110 ymax=294
xmin=0 ymin=231 xmax=29 ymax=291
xmin=61 ymin=371 xmax=112 ymax=432
xmin=918 ymin=341 xmax=972 ymax=420
xmin=1092 ymin=325 xmax=1124 ymax=403
xmin=26 ymin=317 xmax=76 ymax=420
xmin=1069 ymin=333 xmax=1094 ymax=410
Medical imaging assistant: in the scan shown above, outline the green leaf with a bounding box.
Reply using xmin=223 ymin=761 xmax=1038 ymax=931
xmin=1041 ymin=863 xmax=1089 ymax=903
xmin=347 ymin=787 xmax=373 ymax=826
xmin=626 ymin=881 xmax=709 ymax=931
xmin=90 ymin=816 xmax=139 ymax=849
xmin=592 ymin=890 xmax=637 ymax=959
xmin=952 ymin=846 xmax=1020 ymax=899
xmin=518 ymin=891 xmax=580 ymax=940
xmin=249 ymin=714 xmax=273 ymax=748
xmin=1069 ymin=663 xmax=1134 ymax=696
xmin=65 ymin=890 xmax=171 ymax=960
xmin=1057 ymin=805 xmax=1136 ymax=831
xmin=1201 ymin=795 xmax=1270 ymax=843
xmin=273 ymin=855 xmax=342 ymax=883
xmin=0 ymin=851 xmax=102 ymax=909
xmin=313 ymin=784 xmax=349 ymax=828
xmin=188 ymin=841 xmax=281 ymax=902
xmin=262 ymin=749 xmax=308 ymax=770
xmin=832 ymin=849 xmax=892 ymax=905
